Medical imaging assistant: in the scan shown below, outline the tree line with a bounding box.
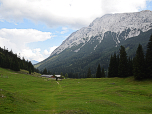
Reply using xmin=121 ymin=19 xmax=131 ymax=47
xmin=108 ymin=34 xmax=152 ymax=80
xmin=86 ymin=65 xmax=106 ymax=78
xmin=85 ymin=34 xmax=152 ymax=80
xmin=39 ymin=34 xmax=152 ymax=80
xmin=0 ymin=47 xmax=35 ymax=74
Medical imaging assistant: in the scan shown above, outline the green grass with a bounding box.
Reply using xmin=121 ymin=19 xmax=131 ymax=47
xmin=0 ymin=68 xmax=152 ymax=114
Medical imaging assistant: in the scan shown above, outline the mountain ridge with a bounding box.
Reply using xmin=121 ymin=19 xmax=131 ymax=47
xmin=35 ymin=10 xmax=152 ymax=77
xmin=51 ymin=10 xmax=152 ymax=56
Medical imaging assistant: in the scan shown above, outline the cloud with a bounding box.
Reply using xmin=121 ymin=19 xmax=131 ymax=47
xmin=0 ymin=28 xmax=52 ymax=44
xmin=49 ymin=46 xmax=58 ymax=54
xmin=20 ymin=48 xmax=45 ymax=62
xmin=1 ymin=0 xmax=149 ymax=29
xmin=60 ymin=27 xmax=68 ymax=34
xmin=44 ymin=46 xmax=58 ymax=56
xmin=101 ymin=0 xmax=148 ymax=14
xmin=44 ymin=49 xmax=49 ymax=56
xmin=0 ymin=28 xmax=52 ymax=62
xmin=21 ymin=49 xmax=36 ymax=59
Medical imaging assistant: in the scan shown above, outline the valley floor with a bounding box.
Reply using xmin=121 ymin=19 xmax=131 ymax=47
xmin=0 ymin=68 xmax=152 ymax=114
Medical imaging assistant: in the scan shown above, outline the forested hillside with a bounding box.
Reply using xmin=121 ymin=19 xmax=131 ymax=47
xmin=0 ymin=47 xmax=34 ymax=73
xmin=35 ymin=29 xmax=152 ymax=78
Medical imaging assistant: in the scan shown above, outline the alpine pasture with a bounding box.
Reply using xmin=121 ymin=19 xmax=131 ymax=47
xmin=0 ymin=67 xmax=152 ymax=114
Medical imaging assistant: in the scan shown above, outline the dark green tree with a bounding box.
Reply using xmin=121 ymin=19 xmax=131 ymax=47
xmin=48 ymin=70 xmax=51 ymax=75
xmin=101 ymin=67 xmax=105 ymax=78
xmin=87 ymin=67 xmax=92 ymax=78
xmin=133 ymin=44 xmax=145 ymax=80
xmin=60 ymin=72 xmax=63 ymax=77
xmin=116 ymin=54 xmax=119 ymax=76
xmin=14 ymin=59 xmax=20 ymax=71
xmin=108 ymin=55 xmax=114 ymax=77
xmin=118 ymin=45 xmax=128 ymax=77
xmin=29 ymin=68 xmax=31 ymax=74
xmin=128 ymin=57 xmax=133 ymax=76
xmin=96 ymin=64 xmax=102 ymax=78
xmin=65 ymin=73 xmax=68 ymax=79
xmin=43 ymin=68 xmax=47 ymax=74
xmin=0 ymin=52 xmax=4 ymax=67
xmin=108 ymin=53 xmax=118 ymax=77
xmin=146 ymin=34 xmax=152 ymax=79
xmin=34 ymin=68 xmax=40 ymax=73
xmin=5 ymin=56 xmax=10 ymax=68
xmin=28 ymin=61 xmax=34 ymax=73
xmin=22 ymin=57 xmax=26 ymax=69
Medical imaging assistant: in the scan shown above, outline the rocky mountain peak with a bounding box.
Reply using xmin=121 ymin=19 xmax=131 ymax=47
xmin=51 ymin=10 xmax=152 ymax=56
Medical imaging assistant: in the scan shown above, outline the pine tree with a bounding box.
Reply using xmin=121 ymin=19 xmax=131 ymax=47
xmin=108 ymin=55 xmax=114 ymax=77
xmin=14 ymin=59 xmax=20 ymax=71
xmin=43 ymin=68 xmax=47 ymax=74
xmin=96 ymin=64 xmax=101 ymax=78
xmin=87 ymin=67 xmax=92 ymax=78
xmin=128 ymin=57 xmax=133 ymax=76
xmin=108 ymin=53 xmax=118 ymax=77
xmin=118 ymin=45 xmax=128 ymax=77
xmin=146 ymin=34 xmax=152 ymax=79
xmin=0 ymin=52 xmax=4 ymax=67
xmin=34 ymin=68 xmax=40 ymax=73
xmin=48 ymin=70 xmax=51 ymax=75
xmin=29 ymin=68 xmax=31 ymax=74
xmin=65 ymin=73 xmax=68 ymax=79
xmin=5 ymin=56 xmax=10 ymax=69
xmin=101 ymin=67 xmax=105 ymax=78
xmin=60 ymin=72 xmax=63 ymax=77
xmin=116 ymin=54 xmax=119 ymax=76
xmin=133 ymin=44 xmax=145 ymax=80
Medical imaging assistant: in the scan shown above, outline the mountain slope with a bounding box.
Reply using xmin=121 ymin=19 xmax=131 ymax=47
xmin=35 ymin=10 xmax=152 ymax=77
xmin=51 ymin=10 xmax=152 ymax=56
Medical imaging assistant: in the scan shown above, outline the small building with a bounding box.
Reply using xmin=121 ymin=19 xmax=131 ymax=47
xmin=50 ymin=76 xmax=56 ymax=78
xmin=41 ymin=75 xmax=53 ymax=78
xmin=55 ymin=75 xmax=61 ymax=78
xmin=41 ymin=75 xmax=62 ymax=79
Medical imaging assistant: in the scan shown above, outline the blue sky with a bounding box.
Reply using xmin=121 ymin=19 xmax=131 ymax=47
xmin=0 ymin=0 xmax=152 ymax=63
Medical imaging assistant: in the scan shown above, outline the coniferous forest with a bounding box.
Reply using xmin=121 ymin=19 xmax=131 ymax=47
xmin=0 ymin=46 xmax=35 ymax=74
xmin=108 ymin=34 xmax=152 ymax=80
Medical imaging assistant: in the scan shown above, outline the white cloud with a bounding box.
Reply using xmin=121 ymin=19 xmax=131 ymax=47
xmin=0 ymin=28 xmax=52 ymax=44
xmin=44 ymin=46 xmax=58 ymax=56
xmin=49 ymin=46 xmax=58 ymax=54
xmin=62 ymin=27 xmax=68 ymax=31
xmin=21 ymin=49 xmax=36 ymax=59
xmin=44 ymin=49 xmax=49 ymax=56
xmin=0 ymin=28 xmax=52 ymax=62
xmin=20 ymin=48 xmax=45 ymax=62
xmin=0 ymin=0 xmax=149 ymax=29
xmin=101 ymin=0 xmax=148 ymax=14
xmin=61 ymin=27 xmax=68 ymax=34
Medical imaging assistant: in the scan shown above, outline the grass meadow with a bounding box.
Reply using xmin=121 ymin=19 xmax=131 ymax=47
xmin=0 ymin=67 xmax=152 ymax=114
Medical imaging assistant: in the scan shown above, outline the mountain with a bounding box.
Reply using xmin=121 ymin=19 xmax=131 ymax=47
xmin=35 ymin=10 xmax=152 ymax=77
xmin=31 ymin=60 xmax=39 ymax=65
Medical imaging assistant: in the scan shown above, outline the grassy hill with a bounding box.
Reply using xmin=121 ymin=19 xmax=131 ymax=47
xmin=0 ymin=67 xmax=152 ymax=114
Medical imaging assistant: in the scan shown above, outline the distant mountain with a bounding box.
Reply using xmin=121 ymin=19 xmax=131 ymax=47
xmin=35 ymin=10 xmax=152 ymax=77
xmin=31 ymin=60 xmax=39 ymax=65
